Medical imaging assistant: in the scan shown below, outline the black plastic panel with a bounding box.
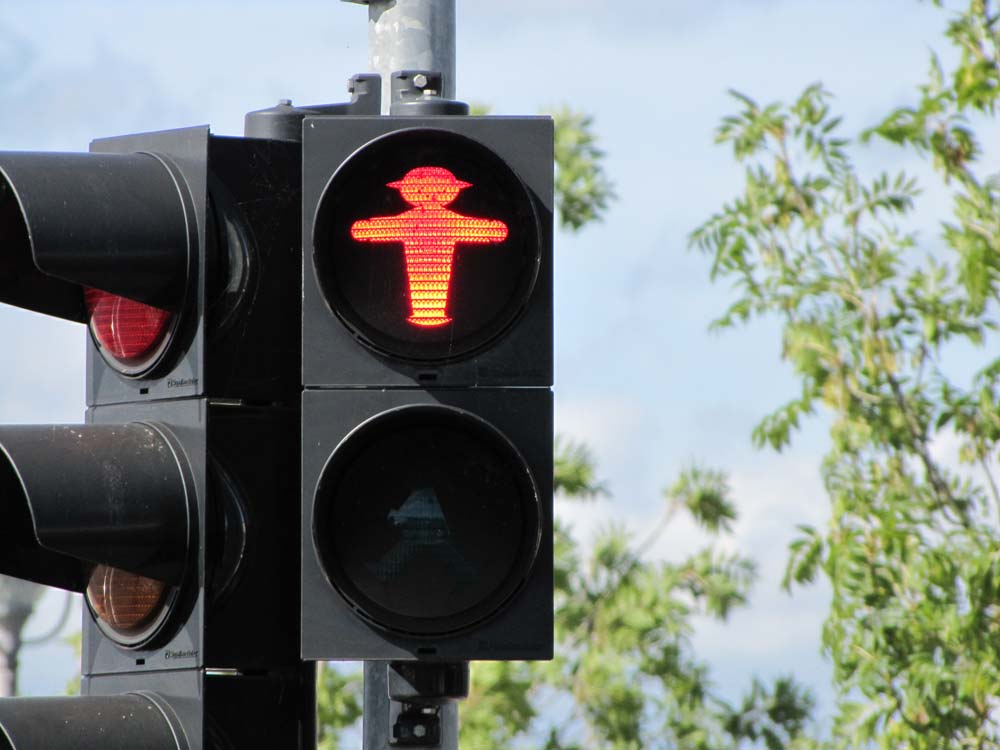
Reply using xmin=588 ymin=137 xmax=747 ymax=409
xmin=302 ymin=116 xmax=553 ymax=388
xmin=301 ymin=387 xmax=553 ymax=661
xmin=82 ymin=399 xmax=206 ymax=677
xmin=203 ymin=404 xmax=302 ymax=670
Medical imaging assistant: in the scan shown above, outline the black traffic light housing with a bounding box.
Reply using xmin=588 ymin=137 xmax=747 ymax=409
xmin=0 ymin=127 xmax=302 ymax=407
xmin=300 ymin=115 xmax=554 ymax=662
xmin=0 ymin=401 xmax=312 ymax=749
xmin=0 ymin=121 xmax=310 ymax=750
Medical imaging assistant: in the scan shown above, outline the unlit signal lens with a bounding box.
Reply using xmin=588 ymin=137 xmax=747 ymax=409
xmin=86 ymin=564 xmax=170 ymax=640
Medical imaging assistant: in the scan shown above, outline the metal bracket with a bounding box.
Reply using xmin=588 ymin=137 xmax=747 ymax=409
xmin=389 ymin=71 xmax=468 ymax=116
xmin=243 ymin=74 xmax=382 ymax=142
xmin=363 ymin=662 xmax=468 ymax=750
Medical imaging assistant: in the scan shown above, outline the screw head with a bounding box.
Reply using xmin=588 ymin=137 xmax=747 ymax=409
xmin=412 ymin=73 xmax=429 ymax=88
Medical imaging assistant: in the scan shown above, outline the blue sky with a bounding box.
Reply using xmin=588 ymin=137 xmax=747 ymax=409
xmin=0 ymin=0 xmax=968 ymax=729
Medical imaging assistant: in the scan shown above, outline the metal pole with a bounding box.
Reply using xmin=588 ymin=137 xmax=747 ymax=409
xmin=0 ymin=578 xmax=44 ymax=698
xmin=0 ymin=610 xmax=29 ymax=698
xmin=362 ymin=662 xmax=465 ymax=750
xmin=342 ymin=0 xmax=457 ymax=114
xmin=341 ymin=3 xmax=463 ymax=744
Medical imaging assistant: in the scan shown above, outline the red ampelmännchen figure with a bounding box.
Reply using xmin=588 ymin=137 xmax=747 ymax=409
xmin=350 ymin=166 xmax=509 ymax=327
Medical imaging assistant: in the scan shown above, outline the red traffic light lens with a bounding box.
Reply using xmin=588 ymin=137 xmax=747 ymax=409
xmin=85 ymin=564 xmax=175 ymax=647
xmin=314 ymin=129 xmax=541 ymax=362
xmin=84 ymin=288 xmax=175 ymax=375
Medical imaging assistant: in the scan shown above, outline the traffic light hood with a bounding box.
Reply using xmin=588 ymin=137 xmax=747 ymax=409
xmin=0 ymin=150 xmax=195 ymax=322
xmin=0 ymin=423 xmax=193 ymax=592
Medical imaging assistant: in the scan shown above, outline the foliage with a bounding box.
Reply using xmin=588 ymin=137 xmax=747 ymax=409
xmin=552 ymin=106 xmax=617 ymax=232
xmin=690 ymin=2 xmax=1000 ymax=746
xmin=464 ymin=455 xmax=818 ymax=750
xmin=554 ymin=435 xmax=608 ymax=499
xmin=472 ymin=103 xmax=616 ymax=232
xmin=317 ymin=663 xmax=363 ymax=750
xmin=65 ymin=630 xmax=80 ymax=696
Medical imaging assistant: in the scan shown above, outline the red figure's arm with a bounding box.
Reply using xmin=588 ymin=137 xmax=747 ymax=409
xmin=446 ymin=216 xmax=509 ymax=244
xmin=351 ymin=215 xmax=410 ymax=242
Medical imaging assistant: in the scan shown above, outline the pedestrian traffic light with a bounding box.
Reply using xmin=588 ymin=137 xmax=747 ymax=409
xmin=300 ymin=116 xmax=554 ymax=661
xmin=0 ymin=126 xmax=312 ymax=749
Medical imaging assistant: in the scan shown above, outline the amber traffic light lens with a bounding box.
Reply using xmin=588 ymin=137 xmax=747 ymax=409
xmin=86 ymin=564 xmax=172 ymax=645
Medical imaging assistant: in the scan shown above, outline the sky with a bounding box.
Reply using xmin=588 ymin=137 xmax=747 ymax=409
xmin=0 ymin=0 xmax=971 ymax=731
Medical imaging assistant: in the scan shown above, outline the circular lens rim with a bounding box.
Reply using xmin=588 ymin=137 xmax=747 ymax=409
xmin=81 ymin=419 xmax=196 ymax=651
xmin=85 ymin=290 xmax=182 ymax=378
xmin=312 ymin=404 xmax=542 ymax=637
xmin=84 ymin=564 xmax=180 ymax=649
xmin=312 ymin=128 xmax=542 ymax=364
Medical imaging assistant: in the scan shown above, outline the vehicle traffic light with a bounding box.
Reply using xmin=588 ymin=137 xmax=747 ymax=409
xmin=0 ymin=127 xmax=311 ymax=749
xmin=0 ymin=127 xmax=302 ymax=406
xmin=300 ymin=115 xmax=554 ymax=661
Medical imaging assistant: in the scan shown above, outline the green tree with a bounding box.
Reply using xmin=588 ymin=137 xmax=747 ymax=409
xmin=317 ymin=662 xmax=363 ymax=750
xmin=460 ymin=454 xmax=817 ymax=750
xmin=691 ymin=2 xmax=1000 ymax=746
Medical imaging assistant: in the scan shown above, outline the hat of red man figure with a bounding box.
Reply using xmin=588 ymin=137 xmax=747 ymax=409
xmin=388 ymin=166 xmax=472 ymax=207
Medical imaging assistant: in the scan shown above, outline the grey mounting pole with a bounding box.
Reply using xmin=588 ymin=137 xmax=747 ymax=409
xmin=363 ymin=662 xmax=467 ymax=750
xmin=0 ymin=578 xmax=44 ymax=697
xmin=342 ymin=0 xmax=456 ymax=114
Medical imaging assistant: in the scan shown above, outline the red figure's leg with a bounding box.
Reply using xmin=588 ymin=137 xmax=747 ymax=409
xmin=404 ymin=242 xmax=455 ymax=327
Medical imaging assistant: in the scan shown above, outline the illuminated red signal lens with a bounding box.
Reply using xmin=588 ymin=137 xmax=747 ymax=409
xmin=313 ymin=128 xmax=541 ymax=362
xmin=351 ymin=167 xmax=509 ymax=328
xmin=84 ymin=288 xmax=173 ymax=371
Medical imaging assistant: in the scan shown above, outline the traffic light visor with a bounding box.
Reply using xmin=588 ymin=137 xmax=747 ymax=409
xmin=0 ymin=424 xmax=193 ymax=592
xmin=0 ymin=151 xmax=194 ymax=324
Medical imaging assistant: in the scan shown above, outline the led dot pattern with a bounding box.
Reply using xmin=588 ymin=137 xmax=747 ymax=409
xmin=84 ymin=288 xmax=173 ymax=369
xmin=351 ymin=167 xmax=509 ymax=327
